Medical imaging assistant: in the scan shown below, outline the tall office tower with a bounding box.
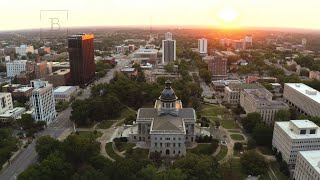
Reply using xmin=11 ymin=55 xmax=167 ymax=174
xmin=244 ymin=35 xmax=253 ymax=47
xmin=207 ymin=56 xmax=227 ymax=80
xmin=165 ymin=32 xmax=173 ymax=40
xmin=302 ymin=38 xmax=307 ymax=46
xmin=162 ymin=32 xmax=176 ymax=64
xmin=31 ymin=80 xmax=56 ymax=124
xmin=198 ymin=38 xmax=208 ymax=54
xmin=68 ymin=34 xmax=95 ymax=88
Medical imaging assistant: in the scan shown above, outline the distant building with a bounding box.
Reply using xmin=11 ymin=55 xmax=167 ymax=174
xmin=45 ymin=69 xmax=71 ymax=87
xmin=31 ymin=80 xmax=56 ymax=124
xmin=38 ymin=46 xmax=50 ymax=55
xmin=219 ymin=35 xmax=253 ymax=50
xmin=302 ymin=38 xmax=307 ymax=46
xmin=26 ymin=61 xmax=51 ymax=79
xmin=309 ymin=71 xmax=320 ymax=81
xmin=0 ymin=107 xmax=26 ymax=122
xmin=240 ymin=88 xmax=289 ymax=125
xmin=17 ymin=71 xmax=35 ymax=85
xmin=272 ymin=120 xmax=320 ymax=168
xmin=133 ymin=48 xmax=158 ymax=64
xmin=207 ymin=56 xmax=227 ymax=80
xmin=53 ymin=86 xmax=78 ymax=103
xmin=121 ymin=68 xmax=138 ymax=77
xmin=284 ymin=83 xmax=320 ymax=117
xmin=162 ymin=32 xmax=176 ymax=64
xmin=294 ymin=150 xmax=320 ymax=180
xmin=129 ymin=80 xmax=196 ymax=157
xmin=225 ymin=83 xmax=264 ymax=105
xmin=0 ymin=93 xmax=13 ymax=114
xmin=68 ymin=34 xmax=95 ymax=88
xmin=2 ymin=84 xmax=22 ymax=93
xmin=198 ymin=38 xmax=208 ymax=54
xmin=12 ymin=86 xmax=33 ymax=99
xmin=6 ymin=60 xmax=27 ymax=77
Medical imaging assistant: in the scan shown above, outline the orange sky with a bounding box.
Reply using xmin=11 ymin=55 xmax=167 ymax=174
xmin=1 ymin=0 xmax=320 ymax=31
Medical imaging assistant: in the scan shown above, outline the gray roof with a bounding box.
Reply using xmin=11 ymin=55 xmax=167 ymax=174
xmin=229 ymin=83 xmax=264 ymax=90
xmin=153 ymin=116 xmax=183 ymax=131
xmin=137 ymin=108 xmax=195 ymax=119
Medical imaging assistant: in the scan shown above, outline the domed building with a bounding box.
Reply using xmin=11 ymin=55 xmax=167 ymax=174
xmin=129 ymin=80 xmax=196 ymax=157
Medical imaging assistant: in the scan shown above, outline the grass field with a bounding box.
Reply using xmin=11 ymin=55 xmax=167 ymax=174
xmin=198 ymin=104 xmax=225 ymax=116
xmin=76 ymin=131 xmax=102 ymax=140
xmin=115 ymin=142 xmax=136 ymax=152
xmin=230 ymin=134 xmax=245 ymax=141
xmin=126 ymin=148 xmax=149 ymax=160
xmin=105 ymin=142 xmax=124 ymax=161
xmin=187 ymin=143 xmax=218 ymax=155
xmin=270 ymin=161 xmax=290 ymax=180
xmin=215 ymin=145 xmax=228 ymax=161
xmin=96 ymin=120 xmax=117 ymax=129
xmin=115 ymin=107 xmax=136 ymax=120
xmin=221 ymin=120 xmax=240 ymax=129
xmin=228 ymin=129 xmax=241 ymax=133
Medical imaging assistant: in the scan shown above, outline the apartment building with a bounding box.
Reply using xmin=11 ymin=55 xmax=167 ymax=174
xmin=272 ymin=120 xmax=320 ymax=168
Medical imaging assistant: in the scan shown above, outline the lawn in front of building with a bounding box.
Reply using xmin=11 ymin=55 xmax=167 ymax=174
xmin=96 ymin=120 xmax=117 ymax=129
xmin=105 ymin=142 xmax=123 ymax=161
xmin=188 ymin=142 xmax=219 ymax=155
xmin=230 ymin=134 xmax=245 ymax=141
xmin=198 ymin=104 xmax=226 ymax=116
xmin=214 ymin=145 xmax=228 ymax=161
xmin=75 ymin=131 xmax=102 ymax=140
xmin=220 ymin=120 xmax=240 ymax=129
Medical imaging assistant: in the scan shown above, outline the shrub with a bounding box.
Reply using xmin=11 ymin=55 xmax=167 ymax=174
xmin=234 ymin=142 xmax=243 ymax=151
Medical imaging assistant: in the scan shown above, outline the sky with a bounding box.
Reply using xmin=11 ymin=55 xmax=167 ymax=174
xmin=1 ymin=0 xmax=320 ymax=31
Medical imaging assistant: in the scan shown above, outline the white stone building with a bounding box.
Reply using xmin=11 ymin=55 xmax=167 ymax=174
xmin=6 ymin=60 xmax=27 ymax=77
xmin=284 ymin=83 xmax=320 ymax=117
xmin=0 ymin=93 xmax=13 ymax=114
xmin=53 ymin=86 xmax=78 ymax=103
xmin=294 ymin=150 xmax=320 ymax=180
xmin=31 ymin=80 xmax=56 ymax=124
xmin=198 ymin=38 xmax=208 ymax=54
xmin=272 ymin=120 xmax=320 ymax=168
xmin=129 ymin=80 xmax=196 ymax=157
xmin=240 ymin=88 xmax=289 ymax=125
xmin=225 ymin=83 xmax=264 ymax=105
xmin=0 ymin=107 xmax=26 ymax=122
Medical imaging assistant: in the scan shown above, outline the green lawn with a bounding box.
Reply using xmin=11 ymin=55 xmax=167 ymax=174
xmin=76 ymin=131 xmax=102 ymax=140
xmin=222 ymin=158 xmax=247 ymax=180
xmin=221 ymin=120 xmax=240 ymax=129
xmin=115 ymin=107 xmax=136 ymax=120
xmin=97 ymin=120 xmax=117 ymax=129
xmin=228 ymin=129 xmax=241 ymax=133
xmin=187 ymin=143 xmax=218 ymax=155
xmin=105 ymin=142 xmax=124 ymax=161
xmin=230 ymin=134 xmax=245 ymax=141
xmin=270 ymin=161 xmax=290 ymax=180
xmin=198 ymin=104 xmax=225 ymax=116
xmin=115 ymin=142 xmax=136 ymax=152
xmin=215 ymin=145 xmax=228 ymax=161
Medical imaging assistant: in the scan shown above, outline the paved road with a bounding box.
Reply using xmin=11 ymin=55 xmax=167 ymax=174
xmin=0 ymin=59 xmax=130 ymax=180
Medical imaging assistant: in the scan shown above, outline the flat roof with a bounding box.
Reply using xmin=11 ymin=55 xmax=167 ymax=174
xmin=121 ymin=68 xmax=135 ymax=72
xmin=291 ymin=120 xmax=318 ymax=129
xmin=285 ymin=83 xmax=320 ymax=104
xmin=13 ymin=87 xmax=33 ymax=92
xmin=3 ymin=84 xmax=21 ymax=87
xmin=276 ymin=120 xmax=320 ymax=139
xmin=298 ymin=150 xmax=320 ymax=174
xmin=53 ymin=86 xmax=77 ymax=93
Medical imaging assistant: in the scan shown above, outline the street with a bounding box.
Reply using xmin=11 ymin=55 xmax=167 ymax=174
xmin=0 ymin=59 xmax=130 ymax=180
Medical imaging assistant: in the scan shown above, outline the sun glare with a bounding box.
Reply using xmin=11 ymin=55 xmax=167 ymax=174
xmin=218 ymin=7 xmax=239 ymax=23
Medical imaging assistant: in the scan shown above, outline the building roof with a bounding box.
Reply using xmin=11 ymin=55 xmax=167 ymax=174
xmin=13 ymin=87 xmax=33 ymax=93
xmin=298 ymin=150 xmax=320 ymax=175
xmin=291 ymin=120 xmax=318 ymax=129
xmin=275 ymin=120 xmax=320 ymax=139
xmin=152 ymin=115 xmax=184 ymax=132
xmin=121 ymin=68 xmax=136 ymax=72
xmin=0 ymin=107 xmax=25 ymax=118
xmin=0 ymin=92 xmax=11 ymax=97
xmin=50 ymin=69 xmax=70 ymax=75
xmin=285 ymin=83 xmax=320 ymax=104
xmin=3 ymin=84 xmax=21 ymax=88
xmin=229 ymin=83 xmax=263 ymax=90
xmin=53 ymin=86 xmax=77 ymax=94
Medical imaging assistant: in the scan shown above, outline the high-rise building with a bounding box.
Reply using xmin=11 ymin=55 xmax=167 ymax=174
xmin=272 ymin=120 xmax=320 ymax=169
xmin=31 ymin=80 xmax=56 ymax=124
xmin=294 ymin=150 xmax=320 ymax=180
xmin=244 ymin=35 xmax=253 ymax=47
xmin=207 ymin=56 xmax=228 ymax=80
xmin=162 ymin=32 xmax=176 ymax=64
xmin=198 ymin=38 xmax=208 ymax=54
xmin=6 ymin=60 xmax=27 ymax=77
xmin=68 ymin=34 xmax=95 ymax=88
xmin=0 ymin=93 xmax=13 ymax=114
xmin=302 ymin=38 xmax=307 ymax=46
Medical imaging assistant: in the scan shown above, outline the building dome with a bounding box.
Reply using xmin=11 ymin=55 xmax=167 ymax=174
xmin=159 ymin=80 xmax=177 ymax=101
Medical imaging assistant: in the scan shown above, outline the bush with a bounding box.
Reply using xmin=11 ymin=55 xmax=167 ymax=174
xmin=119 ymin=137 xmax=128 ymax=142
xmin=247 ymin=139 xmax=256 ymax=149
xmin=234 ymin=142 xmax=243 ymax=151
xmin=195 ymin=135 xmax=213 ymax=143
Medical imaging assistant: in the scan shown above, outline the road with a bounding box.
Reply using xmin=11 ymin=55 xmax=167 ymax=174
xmin=0 ymin=59 xmax=130 ymax=180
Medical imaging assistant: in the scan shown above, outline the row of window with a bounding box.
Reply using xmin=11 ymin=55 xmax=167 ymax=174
xmin=154 ymin=142 xmax=181 ymax=147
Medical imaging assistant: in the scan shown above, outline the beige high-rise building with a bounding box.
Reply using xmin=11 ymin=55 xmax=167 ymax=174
xmin=240 ymin=88 xmax=289 ymax=125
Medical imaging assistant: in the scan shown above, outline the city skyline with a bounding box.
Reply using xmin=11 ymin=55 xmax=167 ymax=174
xmin=1 ymin=0 xmax=320 ymax=31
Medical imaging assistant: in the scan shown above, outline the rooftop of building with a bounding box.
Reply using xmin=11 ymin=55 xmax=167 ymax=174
xmin=50 ymin=69 xmax=70 ymax=75
xmin=13 ymin=86 xmax=33 ymax=93
xmin=53 ymin=86 xmax=78 ymax=94
xmin=3 ymin=84 xmax=21 ymax=88
xmin=285 ymin=83 xmax=320 ymax=104
xmin=298 ymin=150 xmax=320 ymax=174
xmin=275 ymin=120 xmax=320 ymax=139
xmin=0 ymin=107 xmax=26 ymax=118
xmin=212 ymin=80 xmax=242 ymax=86
xmin=229 ymin=83 xmax=264 ymax=90
xmin=0 ymin=92 xmax=11 ymax=97
xmin=121 ymin=68 xmax=136 ymax=72
xmin=291 ymin=120 xmax=319 ymax=129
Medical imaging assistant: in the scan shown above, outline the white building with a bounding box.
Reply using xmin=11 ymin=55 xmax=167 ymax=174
xmin=294 ymin=150 xmax=320 ymax=180
xmin=0 ymin=107 xmax=26 ymax=122
xmin=162 ymin=32 xmax=176 ymax=64
xmin=284 ymin=83 xmax=320 ymax=117
xmin=225 ymin=83 xmax=264 ymax=105
xmin=31 ymin=80 xmax=56 ymax=124
xmin=6 ymin=60 xmax=27 ymax=77
xmin=272 ymin=120 xmax=320 ymax=168
xmin=15 ymin=45 xmax=27 ymax=56
xmin=240 ymin=88 xmax=289 ymax=125
xmin=0 ymin=93 xmax=13 ymax=114
xmin=129 ymin=80 xmax=196 ymax=157
xmin=53 ymin=86 xmax=78 ymax=103
xmin=198 ymin=38 xmax=208 ymax=54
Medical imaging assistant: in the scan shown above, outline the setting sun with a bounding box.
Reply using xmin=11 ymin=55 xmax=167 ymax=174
xmin=218 ymin=7 xmax=239 ymax=23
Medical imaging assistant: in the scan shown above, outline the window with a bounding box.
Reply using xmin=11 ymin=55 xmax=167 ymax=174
xmin=160 ymin=143 xmax=162 ymax=147
xmin=310 ymin=129 xmax=316 ymax=134
xmin=300 ymin=130 xmax=306 ymax=134
xmin=155 ymin=143 xmax=157 ymax=146
xmin=178 ymin=143 xmax=181 ymax=147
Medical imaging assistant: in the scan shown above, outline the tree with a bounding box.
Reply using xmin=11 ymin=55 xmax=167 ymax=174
xmin=252 ymin=123 xmax=273 ymax=147
xmin=160 ymin=168 xmax=187 ymax=180
xmin=240 ymin=150 xmax=268 ymax=176
xmin=36 ymin=136 xmax=61 ymax=160
xmin=234 ymin=142 xmax=243 ymax=151
xmin=275 ymin=109 xmax=291 ymax=122
xmin=215 ymin=120 xmax=220 ymax=128
xmin=242 ymin=112 xmax=261 ymax=133
xmin=164 ymin=63 xmax=175 ymax=73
